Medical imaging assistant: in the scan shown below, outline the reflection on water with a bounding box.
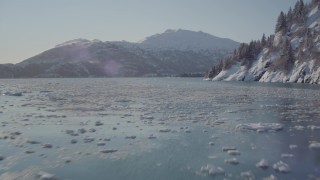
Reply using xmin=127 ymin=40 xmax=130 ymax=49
xmin=0 ymin=78 xmax=320 ymax=179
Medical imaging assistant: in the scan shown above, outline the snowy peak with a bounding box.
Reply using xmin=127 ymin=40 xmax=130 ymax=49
xmin=55 ymin=39 xmax=100 ymax=48
xmin=138 ymin=29 xmax=240 ymax=51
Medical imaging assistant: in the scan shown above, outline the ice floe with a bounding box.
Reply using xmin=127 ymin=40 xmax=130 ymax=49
xmin=289 ymin=145 xmax=298 ymax=150
xmin=70 ymin=139 xmax=78 ymax=144
xmin=99 ymin=149 xmax=118 ymax=153
xmin=222 ymin=147 xmax=237 ymax=152
xmin=240 ymin=171 xmax=255 ymax=179
xmin=36 ymin=171 xmax=57 ymax=180
xmin=95 ymin=121 xmax=103 ymax=126
xmin=83 ymin=136 xmax=95 ymax=143
xmin=224 ymin=158 xmax=239 ymax=165
xmin=281 ymin=154 xmax=294 ymax=158
xmin=200 ymin=164 xmax=225 ymax=177
xmin=97 ymin=142 xmax=106 ymax=146
xmin=125 ymin=135 xmax=137 ymax=139
xmin=42 ymin=144 xmax=53 ymax=148
xmin=272 ymin=161 xmax=290 ymax=173
xmin=25 ymin=150 xmax=35 ymax=154
xmin=3 ymin=92 xmax=23 ymax=96
xmin=256 ymin=159 xmax=269 ymax=169
xmin=236 ymin=123 xmax=284 ymax=132
xmin=308 ymin=125 xmax=320 ymax=131
xmin=227 ymin=150 xmax=241 ymax=156
xmin=263 ymin=174 xmax=278 ymax=180
xmin=159 ymin=129 xmax=171 ymax=133
xmin=309 ymin=142 xmax=320 ymax=150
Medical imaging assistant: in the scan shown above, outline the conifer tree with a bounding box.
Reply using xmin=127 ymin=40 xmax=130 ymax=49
xmin=293 ymin=0 xmax=306 ymax=23
xmin=275 ymin=11 xmax=287 ymax=32
xmin=261 ymin=34 xmax=267 ymax=47
xmin=287 ymin=7 xmax=293 ymax=26
xmin=284 ymin=39 xmax=294 ymax=72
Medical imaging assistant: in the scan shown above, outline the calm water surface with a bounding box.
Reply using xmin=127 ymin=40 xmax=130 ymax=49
xmin=0 ymin=78 xmax=320 ymax=180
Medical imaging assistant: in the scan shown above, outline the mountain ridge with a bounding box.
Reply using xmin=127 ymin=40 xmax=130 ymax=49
xmin=138 ymin=29 xmax=239 ymax=51
xmin=0 ymin=29 xmax=239 ymax=78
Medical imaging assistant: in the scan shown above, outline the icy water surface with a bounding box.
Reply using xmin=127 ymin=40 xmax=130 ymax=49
xmin=0 ymin=78 xmax=320 ymax=180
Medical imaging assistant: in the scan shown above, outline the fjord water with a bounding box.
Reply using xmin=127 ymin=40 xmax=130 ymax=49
xmin=0 ymin=78 xmax=320 ymax=180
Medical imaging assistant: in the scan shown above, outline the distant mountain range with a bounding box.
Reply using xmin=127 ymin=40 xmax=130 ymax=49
xmin=205 ymin=0 xmax=320 ymax=84
xmin=0 ymin=29 xmax=239 ymax=78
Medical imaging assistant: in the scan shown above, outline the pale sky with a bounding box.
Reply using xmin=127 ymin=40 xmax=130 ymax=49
xmin=0 ymin=0 xmax=309 ymax=64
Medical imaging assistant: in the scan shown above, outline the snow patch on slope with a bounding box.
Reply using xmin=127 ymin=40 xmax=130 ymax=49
xmin=213 ymin=63 xmax=241 ymax=81
xmin=259 ymin=71 xmax=288 ymax=83
xmin=56 ymin=39 xmax=94 ymax=47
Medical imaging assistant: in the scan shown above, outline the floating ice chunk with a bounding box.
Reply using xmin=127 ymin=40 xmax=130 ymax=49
xmin=42 ymin=144 xmax=53 ymax=148
xmin=25 ymin=150 xmax=35 ymax=154
xmin=99 ymin=149 xmax=118 ymax=153
xmin=83 ymin=136 xmax=95 ymax=143
xmin=65 ymin=130 xmax=78 ymax=136
xmin=148 ymin=136 xmax=157 ymax=139
xmin=289 ymin=145 xmax=298 ymax=149
xmin=263 ymin=174 xmax=278 ymax=180
xmin=224 ymin=158 xmax=239 ymax=165
xmin=281 ymin=154 xmax=294 ymax=158
xmin=208 ymin=142 xmax=214 ymax=146
xmin=222 ymin=147 xmax=237 ymax=152
xmin=213 ymin=120 xmax=225 ymax=125
xmin=95 ymin=121 xmax=103 ymax=126
xmin=240 ymin=171 xmax=255 ymax=179
xmin=3 ymin=92 xmax=23 ymax=96
xmin=141 ymin=115 xmax=154 ymax=120
xmin=97 ymin=142 xmax=106 ymax=146
xmin=125 ymin=136 xmax=136 ymax=139
xmin=88 ymin=128 xmax=96 ymax=133
xmin=208 ymin=156 xmax=216 ymax=159
xmin=11 ymin=131 xmax=22 ymax=136
xmin=308 ymin=125 xmax=320 ymax=131
xmin=78 ymin=128 xmax=86 ymax=134
xmin=256 ymin=159 xmax=269 ymax=169
xmin=236 ymin=123 xmax=284 ymax=132
xmin=159 ymin=129 xmax=171 ymax=133
xmin=63 ymin=157 xmax=72 ymax=163
xmin=70 ymin=139 xmax=77 ymax=144
xmin=227 ymin=150 xmax=240 ymax=156
xmin=200 ymin=164 xmax=225 ymax=176
xmin=272 ymin=161 xmax=290 ymax=173
xmin=309 ymin=142 xmax=320 ymax=150
xmin=36 ymin=171 xmax=57 ymax=180
xmin=293 ymin=125 xmax=305 ymax=131
xmin=26 ymin=140 xmax=41 ymax=144
xmin=65 ymin=130 xmax=74 ymax=135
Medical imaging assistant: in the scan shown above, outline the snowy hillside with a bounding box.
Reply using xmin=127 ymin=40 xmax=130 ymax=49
xmin=206 ymin=0 xmax=320 ymax=84
xmin=0 ymin=29 xmax=239 ymax=78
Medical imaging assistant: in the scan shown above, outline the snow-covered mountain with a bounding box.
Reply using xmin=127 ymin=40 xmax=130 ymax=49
xmin=138 ymin=29 xmax=239 ymax=51
xmin=206 ymin=0 xmax=320 ymax=84
xmin=0 ymin=29 xmax=239 ymax=78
